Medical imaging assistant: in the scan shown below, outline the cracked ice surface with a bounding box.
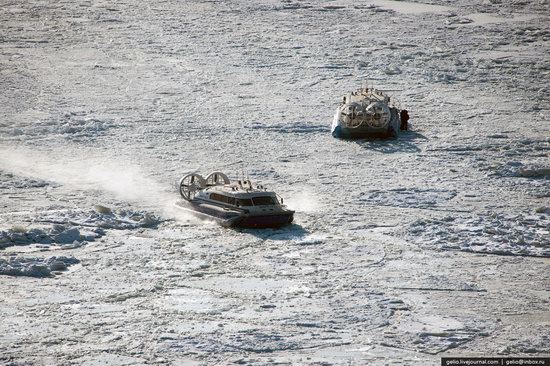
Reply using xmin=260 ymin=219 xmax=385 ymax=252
xmin=0 ymin=256 xmax=80 ymax=278
xmin=405 ymin=212 xmax=550 ymax=257
xmin=0 ymin=0 xmax=549 ymax=364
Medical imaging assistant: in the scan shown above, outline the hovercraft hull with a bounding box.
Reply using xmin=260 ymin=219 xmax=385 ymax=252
xmin=234 ymin=212 xmax=294 ymax=228
xmin=331 ymin=124 xmax=396 ymax=139
xmin=175 ymin=200 xmax=294 ymax=228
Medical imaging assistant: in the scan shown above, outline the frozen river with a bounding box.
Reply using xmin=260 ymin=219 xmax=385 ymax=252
xmin=1 ymin=0 xmax=549 ymax=364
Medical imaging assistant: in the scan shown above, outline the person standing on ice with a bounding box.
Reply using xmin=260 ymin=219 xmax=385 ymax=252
xmin=400 ymin=109 xmax=409 ymax=131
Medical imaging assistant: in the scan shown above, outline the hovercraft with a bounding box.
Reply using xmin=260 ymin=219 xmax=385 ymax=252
xmin=175 ymin=171 xmax=294 ymax=228
xmin=331 ymin=85 xmax=408 ymax=139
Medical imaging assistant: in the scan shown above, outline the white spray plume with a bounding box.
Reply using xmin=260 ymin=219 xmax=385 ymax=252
xmin=0 ymin=147 xmax=195 ymax=222
xmin=285 ymin=189 xmax=322 ymax=213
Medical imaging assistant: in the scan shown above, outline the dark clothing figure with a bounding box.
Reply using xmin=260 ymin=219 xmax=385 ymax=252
xmin=400 ymin=109 xmax=409 ymax=131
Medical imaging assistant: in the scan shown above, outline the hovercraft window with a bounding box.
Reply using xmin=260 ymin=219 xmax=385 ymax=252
xmin=210 ymin=193 xmax=235 ymax=205
xmin=252 ymin=196 xmax=276 ymax=206
xmin=236 ymin=198 xmax=253 ymax=207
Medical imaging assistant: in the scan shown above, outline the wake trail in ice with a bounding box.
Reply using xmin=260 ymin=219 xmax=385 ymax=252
xmin=0 ymin=147 xmax=194 ymax=221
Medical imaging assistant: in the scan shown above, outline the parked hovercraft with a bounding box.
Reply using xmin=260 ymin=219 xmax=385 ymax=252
xmin=175 ymin=171 xmax=295 ymax=228
xmin=331 ymin=85 xmax=408 ymax=139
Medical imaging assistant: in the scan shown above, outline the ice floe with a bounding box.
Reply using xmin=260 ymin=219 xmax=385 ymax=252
xmin=36 ymin=207 xmax=160 ymax=230
xmin=4 ymin=112 xmax=117 ymax=141
xmin=375 ymin=314 xmax=492 ymax=354
xmin=492 ymin=162 xmax=550 ymax=178
xmin=360 ymin=188 xmax=457 ymax=209
xmin=497 ymin=328 xmax=550 ymax=355
xmin=1 ymin=207 xmax=160 ymax=251
xmin=0 ymin=224 xmax=103 ymax=250
xmin=0 ymin=170 xmax=59 ymax=189
xmin=0 ymin=255 xmax=79 ymax=277
xmin=405 ymin=212 xmax=550 ymax=257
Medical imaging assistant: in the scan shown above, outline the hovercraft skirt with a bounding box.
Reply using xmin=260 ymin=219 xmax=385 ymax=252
xmin=174 ymin=200 xmax=294 ymax=228
xmin=235 ymin=212 xmax=294 ymax=228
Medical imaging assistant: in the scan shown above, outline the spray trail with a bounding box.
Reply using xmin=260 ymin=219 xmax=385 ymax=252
xmin=285 ymin=189 xmax=322 ymax=213
xmin=0 ymin=147 xmax=193 ymax=221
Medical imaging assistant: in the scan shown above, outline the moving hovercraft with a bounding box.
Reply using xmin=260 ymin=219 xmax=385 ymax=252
xmin=175 ymin=172 xmax=294 ymax=228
